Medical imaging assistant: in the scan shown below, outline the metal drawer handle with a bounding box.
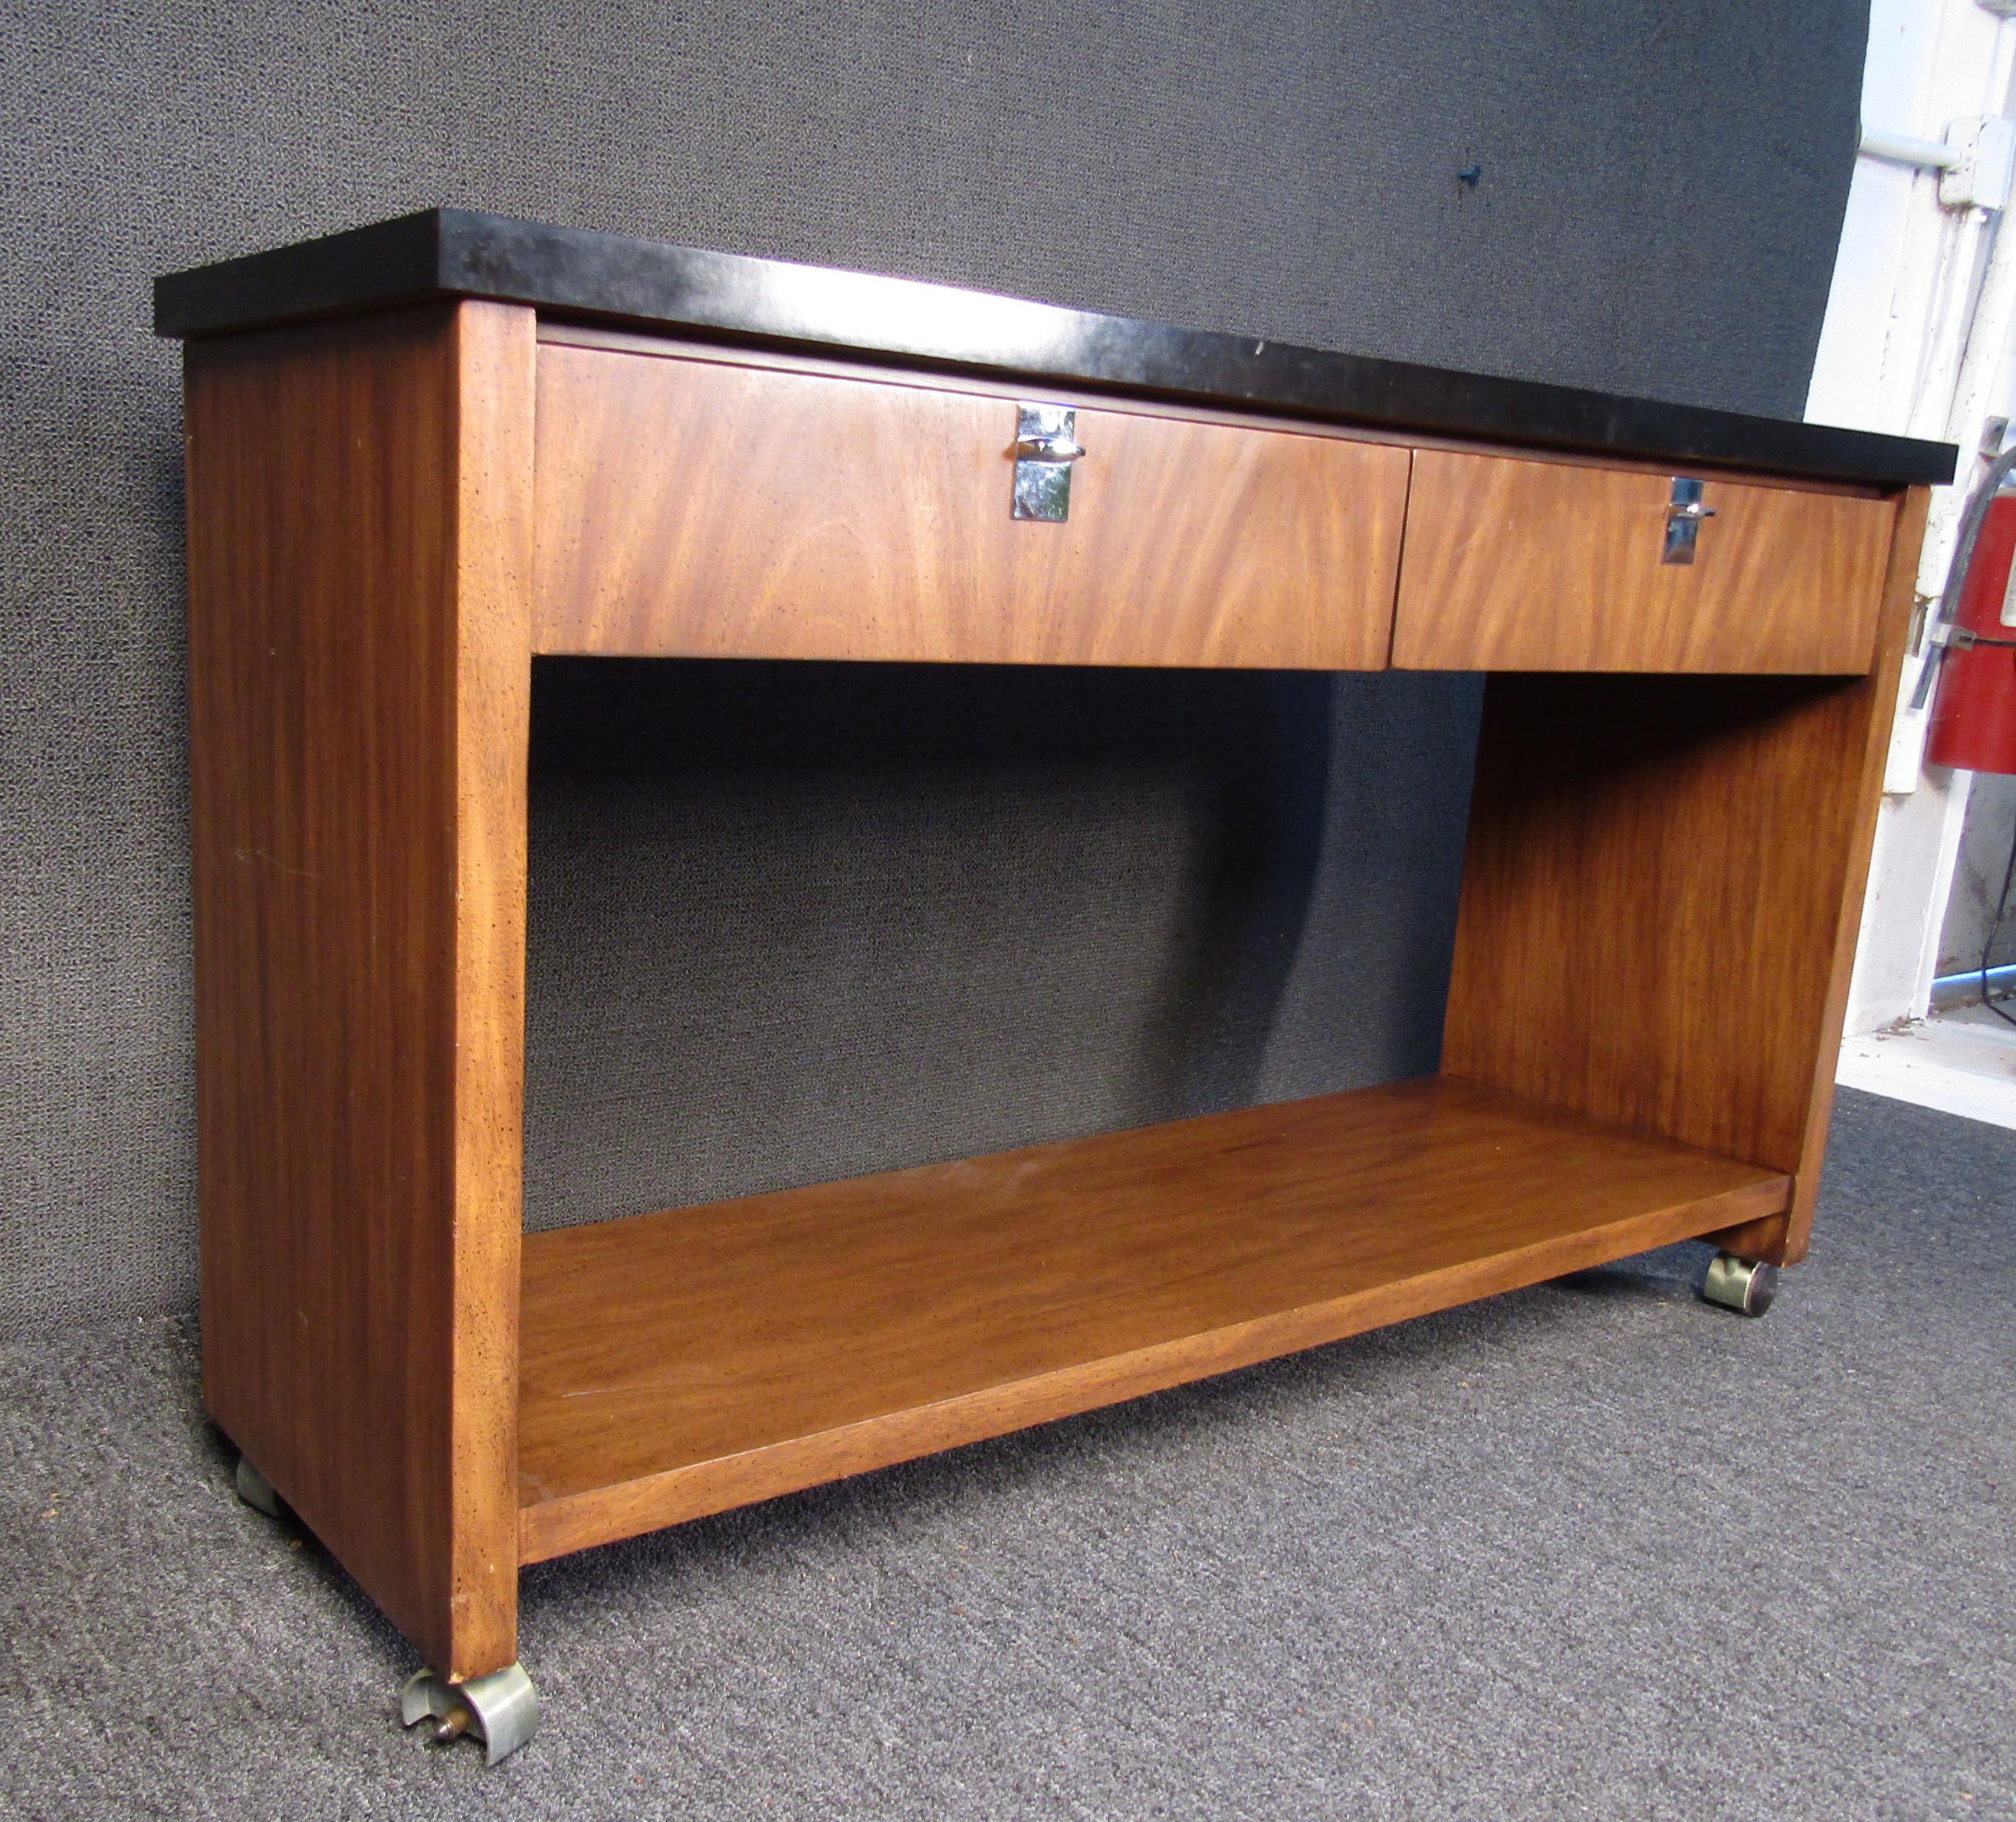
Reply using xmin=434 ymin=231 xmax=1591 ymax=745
xmin=1013 ymin=429 xmax=1086 ymax=465
xmin=1663 ymin=477 xmax=1716 ymax=564
xmin=1012 ymin=404 xmax=1085 ymax=521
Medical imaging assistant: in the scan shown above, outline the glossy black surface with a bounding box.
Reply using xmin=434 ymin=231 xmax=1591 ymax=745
xmin=155 ymin=209 xmax=1953 ymax=487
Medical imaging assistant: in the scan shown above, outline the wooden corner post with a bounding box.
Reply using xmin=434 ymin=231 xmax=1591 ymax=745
xmin=184 ymin=300 xmax=536 ymax=1679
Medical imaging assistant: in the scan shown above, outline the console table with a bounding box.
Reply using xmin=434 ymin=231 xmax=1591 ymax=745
xmin=156 ymin=210 xmax=1954 ymax=1764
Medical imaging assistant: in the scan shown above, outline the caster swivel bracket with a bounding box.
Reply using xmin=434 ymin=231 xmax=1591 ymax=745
xmin=234 ymin=1455 xmax=286 ymax=1519
xmin=402 ymin=1663 xmax=540 ymax=1765
xmin=235 ymin=1454 xmax=538 ymax=1764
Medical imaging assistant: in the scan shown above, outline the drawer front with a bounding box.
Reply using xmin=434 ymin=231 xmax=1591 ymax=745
xmin=534 ymin=344 xmax=1410 ymax=668
xmin=1393 ymin=450 xmax=1896 ymax=673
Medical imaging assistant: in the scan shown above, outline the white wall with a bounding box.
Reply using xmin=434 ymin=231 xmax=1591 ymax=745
xmin=1808 ymin=0 xmax=2016 ymax=1034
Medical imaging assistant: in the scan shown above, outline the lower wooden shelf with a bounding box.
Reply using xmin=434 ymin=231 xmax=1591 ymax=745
xmin=517 ymin=1075 xmax=1789 ymax=1564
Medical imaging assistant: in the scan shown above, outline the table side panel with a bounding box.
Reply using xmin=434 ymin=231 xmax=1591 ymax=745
xmin=1716 ymin=485 xmax=1932 ymax=1261
xmin=185 ymin=301 xmax=534 ymax=1679
xmin=531 ymin=342 xmax=1410 ymax=667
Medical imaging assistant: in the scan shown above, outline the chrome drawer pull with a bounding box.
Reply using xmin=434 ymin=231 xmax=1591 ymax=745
xmin=1663 ymin=477 xmax=1716 ymax=564
xmin=1012 ymin=403 xmax=1085 ymax=521
xmin=1013 ymin=429 xmax=1086 ymax=463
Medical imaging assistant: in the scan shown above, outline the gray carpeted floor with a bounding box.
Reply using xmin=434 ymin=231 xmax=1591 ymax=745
xmin=1 ymin=1087 xmax=2010 ymax=1820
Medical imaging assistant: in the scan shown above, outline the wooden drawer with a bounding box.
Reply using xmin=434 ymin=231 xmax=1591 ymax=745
xmin=533 ymin=343 xmax=1410 ymax=668
xmin=1392 ymin=450 xmax=1896 ymax=674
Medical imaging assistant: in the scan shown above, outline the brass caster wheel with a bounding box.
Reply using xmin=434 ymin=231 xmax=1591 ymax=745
xmin=401 ymin=1663 xmax=540 ymax=1766
xmin=234 ymin=1455 xmax=285 ymax=1518
xmin=1701 ymin=1250 xmax=1779 ymax=1317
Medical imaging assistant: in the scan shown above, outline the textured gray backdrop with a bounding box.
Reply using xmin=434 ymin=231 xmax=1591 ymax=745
xmin=1 ymin=2 xmax=1866 ymax=1332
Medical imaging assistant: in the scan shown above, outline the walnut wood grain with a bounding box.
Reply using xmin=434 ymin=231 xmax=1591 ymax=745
xmin=1709 ymin=486 xmax=1931 ymax=1264
xmin=184 ymin=301 xmax=535 ymax=1679
xmin=1440 ymin=487 xmax=1927 ymax=1266
xmin=531 ymin=343 xmax=1410 ymax=667
xmin=517 ymin=1078 xmax=1788 ymax=1563
xmin=182 ymin=274 xmax=1917 ymax=1637
xmin=1393 ymin=448 xmax=1895 ymax=673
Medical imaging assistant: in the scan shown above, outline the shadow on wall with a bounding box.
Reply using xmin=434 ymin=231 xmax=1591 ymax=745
xmin=522 ymin=660 xmax=1483 ymax=1229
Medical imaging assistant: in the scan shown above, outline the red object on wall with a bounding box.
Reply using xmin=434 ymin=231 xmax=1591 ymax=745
xmin=1927 ymin=494 xmax=2016 ymax=775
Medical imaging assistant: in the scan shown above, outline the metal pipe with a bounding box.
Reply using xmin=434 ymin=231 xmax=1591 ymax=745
xmin=1860 ymin=124 xmax=1962 ymax=171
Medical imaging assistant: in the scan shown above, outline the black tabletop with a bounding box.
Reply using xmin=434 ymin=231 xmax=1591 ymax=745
xmin=155 ymin=209 xmax=1954 ymax=488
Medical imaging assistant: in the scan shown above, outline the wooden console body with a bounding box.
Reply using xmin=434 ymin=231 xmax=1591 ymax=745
xmin=159 ymin=212 xmax=1949 ymax=1683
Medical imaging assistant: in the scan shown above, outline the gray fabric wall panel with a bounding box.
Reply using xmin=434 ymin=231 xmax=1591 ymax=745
xmin=1 ymin=2 xmax=1865 ymax=1333
xmin=523 ymin=662 xmax=1482 ymax=1232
